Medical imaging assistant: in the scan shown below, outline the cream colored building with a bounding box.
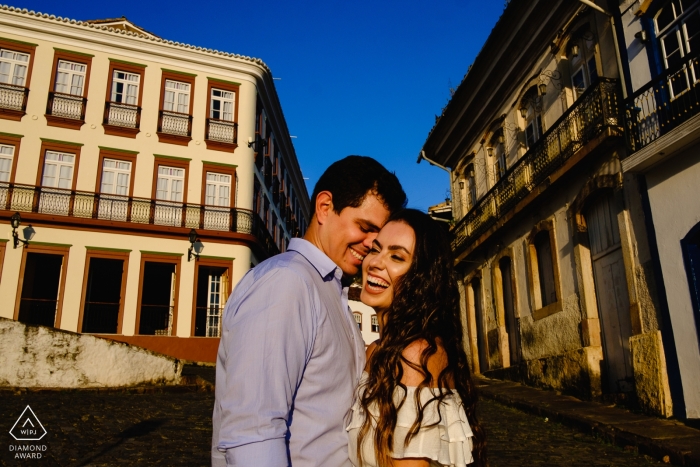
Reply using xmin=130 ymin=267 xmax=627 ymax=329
xmin=0 ymin=6 xmax=309 ymax=362
xmin=349 ymin=286 xmax=379 ymax=347
xmin=419 ymin=0 xmax=676 ymax=417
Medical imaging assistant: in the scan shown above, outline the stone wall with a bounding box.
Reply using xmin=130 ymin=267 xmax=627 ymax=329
xmin=0 ymin=318 xmax=182 ymax=388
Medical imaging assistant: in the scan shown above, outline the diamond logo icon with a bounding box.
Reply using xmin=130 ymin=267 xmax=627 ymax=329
xmin=9 ymin=406 xmax=47 ymax=441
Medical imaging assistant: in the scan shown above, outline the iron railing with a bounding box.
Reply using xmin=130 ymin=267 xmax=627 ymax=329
xmin=624 ymin=50 xmax=700 ymax=153
xmin=0 ymin=83 xmax=29 ymax=113
xmin=139 ymin=305 xmax=173 ymax=336
xmin=0 ymin=182 xmax=280 ymax=258
xmin=158 ymin=110 xmax=192 ymax=137
xmin=194 ymin=306 xmax=224 ymax=337
xmin=206 ymin=118 xmax=238 ymax=144
xmin=46 ymin=91 xmax=87 ymax=121
xmin=18 ymin=298 xmax=57 ymax=327
xmin=103 ymin=101 xmax=141 ymax=129
xmin=82 ymin=302 xmax=120 ymax=333
xmin=452 ymin=78 xmax=621 ymax=255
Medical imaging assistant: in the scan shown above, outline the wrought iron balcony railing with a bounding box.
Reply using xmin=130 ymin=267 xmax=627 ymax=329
xmin=206 ymin=118 xmax=238 ymax=144
xmin=452 ymin=78 xmax=621 ymax=255
xmin=0 ymin=182 xmax=280 ymax=259
xmin=0 ymin=83 xmax=29 ymax=113
xmin=46 ymin=91 xmax=87 ymax=121
xmin=158 ymin=110 xmax=192 ymax=137
xmin=104 ymin=101 xmax=141 ymax=129
xmin=624 ymin=50 xmax=700 ymax=153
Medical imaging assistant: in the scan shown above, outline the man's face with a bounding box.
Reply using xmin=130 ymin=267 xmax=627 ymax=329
xmin=322 ymin=194 xmax=390 ymax=278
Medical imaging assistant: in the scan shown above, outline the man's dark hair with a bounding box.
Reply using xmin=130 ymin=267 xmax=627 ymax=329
xmin=311 ymin=155 xmax=406 ymax=215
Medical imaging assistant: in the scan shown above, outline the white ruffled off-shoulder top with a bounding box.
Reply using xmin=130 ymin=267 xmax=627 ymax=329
xmin=346 ymin=372 xmax=474 ymax=467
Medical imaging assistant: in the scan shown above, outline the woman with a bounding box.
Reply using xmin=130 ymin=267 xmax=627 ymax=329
xmin=347 ymin=209 xmax=486 ymax=467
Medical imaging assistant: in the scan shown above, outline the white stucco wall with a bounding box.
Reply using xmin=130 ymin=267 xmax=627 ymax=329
xmin=0 ymin=318 xmax=182 ymax=388
xmin=349 ymin=299 xmax=379 ymax=347
xmin=646 ymin=144 xmax=700 ymax=419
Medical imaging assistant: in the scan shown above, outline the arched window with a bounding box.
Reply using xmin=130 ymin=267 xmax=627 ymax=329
xmin=370 ymin=314 xmax=379 ymax=333
xmin=353 ymin=311 xmax=362 ymax=331
xmin=567 ymin=27 xmax=598 ymax=99
xmin=520 ymin=86 xmax=544 ymax=149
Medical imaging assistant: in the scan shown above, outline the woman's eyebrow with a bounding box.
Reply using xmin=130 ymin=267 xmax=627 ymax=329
xmin=387 ymin=245 xmax=410 ymax=254
xmin=372 ymin=239 xmax=383 ymax=249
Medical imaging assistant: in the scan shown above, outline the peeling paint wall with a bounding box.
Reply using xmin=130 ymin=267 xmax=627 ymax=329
xmin=0 ymin=318 xmax=182 ymax=388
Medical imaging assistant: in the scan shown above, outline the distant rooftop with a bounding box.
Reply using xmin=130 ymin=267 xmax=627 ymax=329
xmin=84 ymin=16 xmax=159 ymax=39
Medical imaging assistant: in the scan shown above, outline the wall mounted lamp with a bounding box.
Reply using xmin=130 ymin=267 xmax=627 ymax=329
xmin=498 ymin=133 xmax=505 ymax=144
xmin=247 ymin=135 xmax=268 ymax=153
xmin=519 ymin=106 xmax=528 ymax=119
xmin=10 ymin=212 xmax=33 ymax=249
xmin=634 ymin=29 xmax=649 ymax=44
xmin=570 ymin=44 xmax=580 ymax=58
xmin=188 ymin=229 xmax=203 ymax=262
xmin=538 ymin=83 xmax=547 ymax=95
xmin=486 ymin=147 xmax=494 ymax=157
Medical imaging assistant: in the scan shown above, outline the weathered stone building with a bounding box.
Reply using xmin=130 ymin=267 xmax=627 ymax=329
xmin=418 ymin=0 xmax=682 ymax=417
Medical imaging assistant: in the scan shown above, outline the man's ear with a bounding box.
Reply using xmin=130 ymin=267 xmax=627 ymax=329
xmin=315 ymin=191 xmax=333 ymax=225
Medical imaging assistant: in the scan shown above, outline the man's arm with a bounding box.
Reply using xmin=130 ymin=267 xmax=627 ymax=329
xmin=215 ymin=268 xmax=316 ymax=466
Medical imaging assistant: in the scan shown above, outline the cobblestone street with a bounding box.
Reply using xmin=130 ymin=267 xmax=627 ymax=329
xmin=0 ymin=387 xmax=669 ymax=466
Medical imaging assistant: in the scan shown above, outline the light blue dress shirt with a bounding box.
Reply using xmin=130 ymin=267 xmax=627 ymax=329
xmin=212 ymin=238 xmax=366 ymax=467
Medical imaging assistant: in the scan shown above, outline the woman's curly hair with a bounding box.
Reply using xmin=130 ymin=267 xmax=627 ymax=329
xmin=356 ymin=209 xmax=486 ymax=467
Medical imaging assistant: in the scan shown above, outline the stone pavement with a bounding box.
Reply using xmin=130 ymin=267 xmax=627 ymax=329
xmin=0 ymin=369 xmax=696 ymax=466
xmin=478 ymin=377 xmax=700 ymax=466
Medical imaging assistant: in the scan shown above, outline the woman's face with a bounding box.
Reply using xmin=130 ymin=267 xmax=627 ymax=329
xmin=360 ymin=221 xmax=415 ymax=312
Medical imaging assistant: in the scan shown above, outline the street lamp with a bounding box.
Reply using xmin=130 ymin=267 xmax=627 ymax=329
xmin=188 ymin=229 xmax=202 ymax=262
xmin=10 ymin=212 xmax=30 ymax=249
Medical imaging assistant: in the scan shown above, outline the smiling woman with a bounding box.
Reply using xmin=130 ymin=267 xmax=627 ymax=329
xmin=350 ymin=209 xmax=486 ymax=467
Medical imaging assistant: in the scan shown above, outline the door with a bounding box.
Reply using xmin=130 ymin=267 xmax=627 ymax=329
xmin=586 ymin=193 xmax=634 ymax=393
xmin=18 ymin=252 xmax=64 ymax=327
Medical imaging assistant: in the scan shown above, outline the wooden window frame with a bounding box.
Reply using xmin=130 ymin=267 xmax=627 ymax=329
xmin=135 ymin=252 xmax=182 ymax=336
xmin=0 ymin=239 xmax=6 ymax=281
xmin=46 ymin=49 xmax=93 ymax=130
xmin=526 ymin=219 xmax=563 ymax=320
xmin=201 ymin=162 xmax=236 ymax=207
xmin=157 ymin=70 xmax=196 ymax=146
xmin=353 ymin=311 xmax=362 ymax=331
xmin=205 ymin=78 xmax=240 ymax=152
xmin=13 ymin=243 xmax=71 ymax=328
xmin=0 ymin=37 xmax=36 ymax=121
xmin=152 ymin=155 xmax=190 ymax=202
xmin=371 ymin=314 xmax=379 ymax=333
xmin=190 ymin=256 xmax=233 ymax=337
xmin=95 ymin=147 xmax=138 ymax=197
xmin=0 ymin=132 xmax=21 ymax=184
xmin=36 ymin=139 xmax=83 ymax=191
xmin=78 ymin=248 xmax=131 ymax=334
xmin=103 ymin=59 xmax=146 ymax=138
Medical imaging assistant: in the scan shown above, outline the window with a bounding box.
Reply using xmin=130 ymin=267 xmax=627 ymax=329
xmin=494 ymin=151 xmax=506 ymax=182
xmin=526 ymin=220 xmax=562 ymax=319
xmin=353 ymin=312 xmax=362 ymax=330
xmin=164 ymin=79 xmax=190 ymax=113
xmin=157 ymin=70 xmax=195 ymax=145
xmin=95 ymin=148 xmax=137 ymax=221
xmin=55 ymin=60 xmax=86 ymax=96
xmin=46 ymin=49 xmax=92 ymax=129
xmin=371 ymin=314 xmax=379 ymax=333
xmin=492 ymin=252 xmax=520 ymax=366
xmin=0 ymin=143 xmax=15 ymax=182
xmin=211 ymin=88 xmax=234 ymax=120
xmin=137 ymin=253 xmax=181 ymax=336
xmin=15 ymin=244 xmax=70 ymax=329
xmin=79 ymin=249 xmax=130 ymax=334
xmin=655 ymin=0 xmax=700 ymax=97
xmin=0 ymin=38 xmax=35 ymax=120
xmin=42 ymin=151 xmax=75 ymax=189
xmin=205 ymin=82 xmax=239 ymax=150
xmin=0 ymin=48 xmax=29 ymax=86
xmin=156 ymin=166 xmax=185 ymax=201
xmin=193 ymin=259 xmax=232 ymax=337
xmin=205 ymin=173 xmax=231 ymax=206
xmin=101 ymin=159 xmax=132 ymax=196
xmin=103 ymin=60 xmax=146 ymax=137
xmin=568 ymin=29 xmax=598 ymax=99
xmin=152 ymin=156 xmax=189 ymax=227
xmin=526 ymin=115 xmax=543 ymax=148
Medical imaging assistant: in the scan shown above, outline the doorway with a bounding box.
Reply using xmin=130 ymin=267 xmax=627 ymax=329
xmin=17 ymin=252 xmax=64 ymax=327
xmin=193 ymin=265 xmax=229 ymax=337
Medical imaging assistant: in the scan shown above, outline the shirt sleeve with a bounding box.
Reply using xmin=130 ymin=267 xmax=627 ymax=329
xmin=215 ymin=267 xmax=317 ymax=467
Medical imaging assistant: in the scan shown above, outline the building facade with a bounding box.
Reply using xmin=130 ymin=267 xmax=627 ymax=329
xmin=419 ymin=0 xmax=679 ymax=417
xmin=0 ymin=6 xmax=309 ymax=362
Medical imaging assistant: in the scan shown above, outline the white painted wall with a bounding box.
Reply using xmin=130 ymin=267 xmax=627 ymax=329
xmin=646 ymin=144 xmax=700 ymax=419
xmin=349 ymin=299 xmax=379 ymax=347
xmin=0 ymin=318 xmax=181 ymax=388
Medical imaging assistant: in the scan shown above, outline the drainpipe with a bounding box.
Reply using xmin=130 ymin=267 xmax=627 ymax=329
xmin=578 ymin=0 xmax=628 ymax=98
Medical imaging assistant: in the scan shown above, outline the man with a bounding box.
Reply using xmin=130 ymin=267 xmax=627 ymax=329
xmin=212 ymin=155 xmax=406 ymax=467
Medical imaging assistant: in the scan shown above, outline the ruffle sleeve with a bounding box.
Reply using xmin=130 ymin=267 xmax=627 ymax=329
xmin=347 ymin=378 xmax=474 ymax=467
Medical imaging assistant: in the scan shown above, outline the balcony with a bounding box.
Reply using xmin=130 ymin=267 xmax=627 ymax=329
xmin=157 ymin=110 xmax=193 ymax=146
xmin=624 ymin=50 xmax=700 ymax=154
xmin=45 ymin=91 xmax=87 ymax=130
xmin=452 ymin=78 xmax=622 ymax=258
xmin=205 ymin=118 xmax=238 ymax=152
xmin=103 ymin=101 xmax=141 ymax=138
xmin=0 ymin=83 xmax=29 ymax=120
xmin=0 ymin=183 xmax=280 ymax=259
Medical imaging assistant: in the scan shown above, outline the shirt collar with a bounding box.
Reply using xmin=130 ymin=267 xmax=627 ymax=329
xmin=288 ymin=238 xmax=342 ymax=281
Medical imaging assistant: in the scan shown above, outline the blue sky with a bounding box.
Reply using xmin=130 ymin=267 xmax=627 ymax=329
xmin=10 ymin=0 xmax=505 ymax=211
